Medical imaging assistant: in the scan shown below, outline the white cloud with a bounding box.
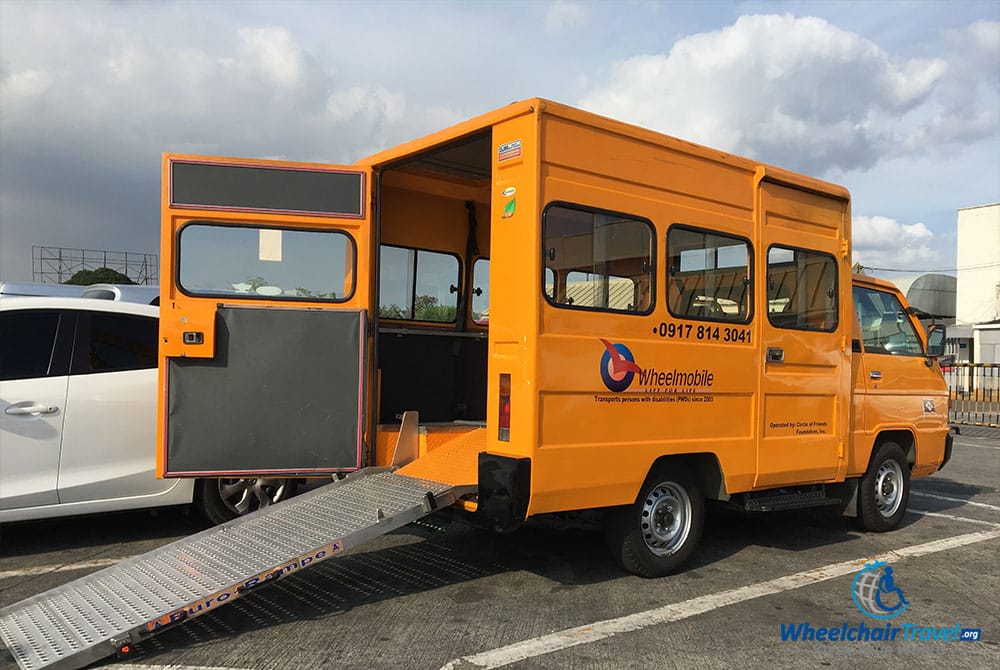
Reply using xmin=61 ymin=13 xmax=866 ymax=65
xmin=544 ymin=1 xmax=589 ymax=34
xmin=578 ymin=14 xmax=954 ymax=176
xmin=236 ymin=27 xmax=304 ymax=87
xmin=852 ymin=215 xmax=939 ymax=271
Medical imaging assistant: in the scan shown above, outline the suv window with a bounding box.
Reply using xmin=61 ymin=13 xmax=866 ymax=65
xmin=0 ymin=311 xmax=62 ymax=381
xmin=72 ymin=312 xmax=158 ymax=374
xmin=853 ymin=286 xmax=923 ymax=355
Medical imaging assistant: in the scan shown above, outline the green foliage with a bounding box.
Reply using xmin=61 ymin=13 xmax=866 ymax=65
xmin=295 ymin=287 xmax=337 ymax=299
xmin=379 ymin=295 xmax=456 ymax=322
xmin=379 ymin=304 xmax=408 ymax=319
xmin=64 ymin=267 xmax=136 ymax=286
xmin=415 ymin=303 xmax=457 ymax=322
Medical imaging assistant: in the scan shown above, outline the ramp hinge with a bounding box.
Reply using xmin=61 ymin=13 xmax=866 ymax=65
xmin=424 ymin=491 xmax=438 ymax=511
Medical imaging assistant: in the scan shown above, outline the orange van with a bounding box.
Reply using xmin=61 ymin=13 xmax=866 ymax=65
xmin=157 ymin=98 xmax=951 ymax=576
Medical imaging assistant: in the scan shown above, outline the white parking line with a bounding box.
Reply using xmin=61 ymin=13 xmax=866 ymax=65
xmin=439 ymin=528 xmax=1000 ymax=670
xmin=910 ymin=490 xmax=1000 ymax=512
xmin=956 ymin=442 xmax=1000 ymax=450
xmin=909 ymin=508 xmax=1000 ymax=527
xmin=106 ymin=665 xmax=247 ymax=670
xmin=0 ymin=557 xmax=129 ymax=581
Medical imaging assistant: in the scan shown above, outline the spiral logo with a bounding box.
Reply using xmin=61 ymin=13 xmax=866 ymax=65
xmin=852 ymin=561 xmax=910 ymax=620
xmin=599 ymin=339 xmax=642 ymax=393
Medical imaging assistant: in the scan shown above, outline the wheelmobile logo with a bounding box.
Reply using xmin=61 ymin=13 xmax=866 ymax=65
xmin=779 ymin=562 xmax=981 ymax=645
xmin=598 ymin=339 xmax=715 ymax=393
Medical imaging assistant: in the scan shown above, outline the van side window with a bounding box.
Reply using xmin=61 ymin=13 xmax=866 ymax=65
xmin=666 ymin=226 xmax=752 ymax=322
xmin=543 ymin=203 xmax=654 ymax=314
xmin=852 ymin=286 xmax=922 ymax=355
xmin=767 ymin=246 xmax=838 ymax=331
xmin=379 ymin=245 xmax=460 ymax=322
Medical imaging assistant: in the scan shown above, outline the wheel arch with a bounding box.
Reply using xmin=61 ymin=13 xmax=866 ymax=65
xmin=870 ymin=430 xmax=916 ymax=471
xmin=647 ymin=453 xmax=728 ymax=502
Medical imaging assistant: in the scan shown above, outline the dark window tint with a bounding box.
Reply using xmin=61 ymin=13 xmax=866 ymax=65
xmin=78 ymin=313 xmax=158 ymax=373
xmin=0 ymin=311 xmax=61 ymax=381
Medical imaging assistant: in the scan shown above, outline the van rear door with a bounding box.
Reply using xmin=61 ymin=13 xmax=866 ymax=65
xmin=158 ymin=155 xmax=372 ymax=477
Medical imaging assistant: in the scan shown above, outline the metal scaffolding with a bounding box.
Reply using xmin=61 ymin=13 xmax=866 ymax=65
xmin=32 ymin=245 xmax=158 ymax=285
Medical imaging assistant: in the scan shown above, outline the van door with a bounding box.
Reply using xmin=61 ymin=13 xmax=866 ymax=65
xmin=158 ymin=155 xmax=373 ymax=477
xmin=756 ymin=180 xmax=850 ymax=487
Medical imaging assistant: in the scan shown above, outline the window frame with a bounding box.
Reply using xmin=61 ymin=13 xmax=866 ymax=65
xmin=541 ymin=201 xmax=657 ymax=317
xmin=175 ymin=221 xmax=358 ymax=304
xmin=852 ymin=285 xmax=925 ymax=357
xmin=665 ymin=223 xmax=754 ymax=325
xmin=378 ymin=243 xmax=463 ymax=324
xmin=765 ymin=243 xmax=839 ymax=333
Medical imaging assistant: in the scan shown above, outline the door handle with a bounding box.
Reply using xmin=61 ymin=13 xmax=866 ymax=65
xmin=5 ymin=404 xmax=58 ymax=416
xmin=869 ymin=370 xmax=883 ymax=380
xmin=766 ymin=347 xmax=784 ymax=363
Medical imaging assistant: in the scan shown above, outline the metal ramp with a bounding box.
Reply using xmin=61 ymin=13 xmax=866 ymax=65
xmin=0 ymin=468 xmax=468 ymax=670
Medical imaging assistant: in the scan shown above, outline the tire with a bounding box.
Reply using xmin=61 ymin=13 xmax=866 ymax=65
xmin=605 ymin=465 xmax=704 ymax=578
xmin=857 ymin=441 xmax=910 ymax=532
xmin=196 ymin=477 xmax=298 ymax=526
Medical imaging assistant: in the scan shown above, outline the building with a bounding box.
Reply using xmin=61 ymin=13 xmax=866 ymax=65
xmin=950 ymin=203 xmax=1000 ymax=363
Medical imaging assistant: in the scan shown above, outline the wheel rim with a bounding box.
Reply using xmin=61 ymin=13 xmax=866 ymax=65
xmin=217 ymin=478 xmax=292 ymax=516
xmin=874 ymin=460 xmax=904 ymax=518
xmin=640 ymin=481 xmax=692 ymax=556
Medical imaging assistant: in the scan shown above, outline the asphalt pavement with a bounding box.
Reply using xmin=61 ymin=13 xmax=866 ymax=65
xmin=1 ymin=427 xmax=997 ymax=670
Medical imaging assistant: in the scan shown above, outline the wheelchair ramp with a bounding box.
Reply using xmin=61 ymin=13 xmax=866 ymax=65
xmin=0 ymin=469 xmax=467 ymax=670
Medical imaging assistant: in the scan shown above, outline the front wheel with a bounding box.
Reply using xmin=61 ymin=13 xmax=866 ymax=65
xmin=196 ymin=478 xmax=298 ymax=525
xmin=857 ymin=441 xmax=910 ymax=532
xmin=605 ymin=465 xmax=704 ymax=578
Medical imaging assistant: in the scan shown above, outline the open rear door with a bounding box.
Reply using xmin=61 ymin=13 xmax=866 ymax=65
xmin=158 ymin=155 xmax=372 ymax=477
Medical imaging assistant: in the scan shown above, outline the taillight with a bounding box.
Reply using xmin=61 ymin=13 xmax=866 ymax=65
xmin=498 ymin=373 xmax=511 ymax=442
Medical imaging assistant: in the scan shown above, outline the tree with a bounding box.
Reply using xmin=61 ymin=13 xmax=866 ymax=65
xmin=65 ymin=267 xmax=135 ymax=285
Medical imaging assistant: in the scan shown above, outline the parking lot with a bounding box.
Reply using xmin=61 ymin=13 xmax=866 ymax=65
xmin=1 ymin=427 xmax=997 ymax=670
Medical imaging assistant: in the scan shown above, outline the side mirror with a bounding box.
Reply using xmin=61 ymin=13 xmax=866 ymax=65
xmin=926 ymin=328 xmax=945 ymax=357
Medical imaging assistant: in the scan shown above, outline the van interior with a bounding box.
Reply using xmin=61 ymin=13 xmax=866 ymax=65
xmin=375 ymin=132 xmax=493 ymax=427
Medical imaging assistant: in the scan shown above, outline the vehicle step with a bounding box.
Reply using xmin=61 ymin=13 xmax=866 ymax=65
xmin=743 ymin=489 xmax=841 ymax=512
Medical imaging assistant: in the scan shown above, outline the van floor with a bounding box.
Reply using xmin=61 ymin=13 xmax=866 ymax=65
xmin=397 ymin=425 xmax=485 ymax=486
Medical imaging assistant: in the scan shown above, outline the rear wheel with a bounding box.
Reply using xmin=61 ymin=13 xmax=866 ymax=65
xmin=857 ymin=441 xmax=910 ymax=532
xmin=605 ymin=465 xmax=704 ymax=578
xmin=196 ymin=478 xmax=298 ymax=525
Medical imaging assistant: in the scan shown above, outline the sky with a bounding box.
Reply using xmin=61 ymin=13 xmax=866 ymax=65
xmin=1 ymin=0 xmax=998 ymax=283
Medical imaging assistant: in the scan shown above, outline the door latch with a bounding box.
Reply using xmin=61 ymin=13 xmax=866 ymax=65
xmin=766 ymin=347 xmax=784 ymax=363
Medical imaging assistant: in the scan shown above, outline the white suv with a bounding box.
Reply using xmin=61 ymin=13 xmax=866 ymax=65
xmin=0 ymin=296 xmax=295 ymax=524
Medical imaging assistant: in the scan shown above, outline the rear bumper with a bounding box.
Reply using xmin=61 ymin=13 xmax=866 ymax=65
xmin=939 ymin=431 xmax=955 ymax=471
